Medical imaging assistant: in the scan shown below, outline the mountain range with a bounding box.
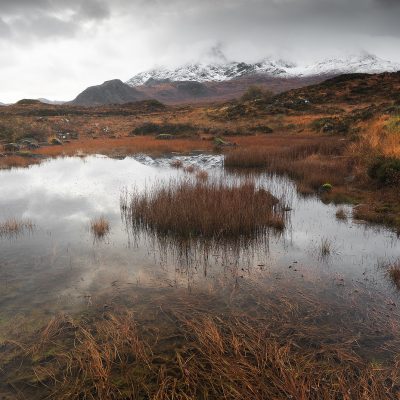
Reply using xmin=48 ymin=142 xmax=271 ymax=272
xmin=65 ymin=54 xmax=400 ymax=106
xmin=126 ymin=54 xmax=400 ymax=86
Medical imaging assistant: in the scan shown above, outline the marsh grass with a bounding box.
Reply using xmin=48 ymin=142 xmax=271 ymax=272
xmin=2 ymin=281 xmax=400 ymax=400
xmin=170 ymin=159 xmax=183 ymax=169
xmin=121 ymin=178 xmax=285 ymax=240
xmin=335 ymin=207 xmax=348 ymax=221
xmin=90 ymin=216 xmax=110 ymax=239
xmin=319 ymin=237 xmax=333 ymax=259
xmin=0 ymin=218 xmax=34 ymax=238
xmin=195 ymin=169 xmax=209 ymax=181
xmin=388 ymin=262 xmax=400 ymax=289
xmin=224 ymin=139 xmax=349 ymax=192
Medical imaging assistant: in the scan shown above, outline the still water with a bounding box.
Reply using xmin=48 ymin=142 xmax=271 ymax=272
xmin=0 ymin=154 xmax=399 ymax=325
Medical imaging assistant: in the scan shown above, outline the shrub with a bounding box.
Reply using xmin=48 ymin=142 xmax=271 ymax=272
xmin=368 ymin=156 xmax=400 ymax=186
xmin=132 ymin=122 xmax=198 ymax=137
xmin=321 ymin=183 xmax=333 ymax=192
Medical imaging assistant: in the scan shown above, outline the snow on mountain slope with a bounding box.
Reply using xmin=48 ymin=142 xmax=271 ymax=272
xmin=126 ymin=54 xmax=400 ymax=86
xmin=126 ymin=59 xmax=295 ymax=86
xmin=291 ymin=54 xmax=400 ymax=77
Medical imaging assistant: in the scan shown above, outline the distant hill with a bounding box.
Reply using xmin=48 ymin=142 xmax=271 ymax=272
xmin=70 ymin=79 xmax=148 ymax=106
xmin=37 ymin=98 xmax=65 ymax=105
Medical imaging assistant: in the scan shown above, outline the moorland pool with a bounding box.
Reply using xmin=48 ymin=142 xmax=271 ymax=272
xmin=0 ymin=153 xmax=399 ymax=347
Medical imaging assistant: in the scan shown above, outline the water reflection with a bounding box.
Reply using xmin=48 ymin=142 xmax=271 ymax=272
xmin=0 ymin=154 xmax=399 ymax=320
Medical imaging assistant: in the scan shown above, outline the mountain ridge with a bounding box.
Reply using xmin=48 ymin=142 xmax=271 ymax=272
xmin=126 ymin=54 xmax=400 ymax=87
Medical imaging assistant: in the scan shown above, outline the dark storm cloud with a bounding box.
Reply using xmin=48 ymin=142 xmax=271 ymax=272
xmin=0 ymin=0 xmax=110 ymax=41
xmin=0 ymin=0 xmax=399 ymax=43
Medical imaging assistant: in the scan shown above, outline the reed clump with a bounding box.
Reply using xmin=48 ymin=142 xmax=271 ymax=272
xmin=90 ymin=216 xmax=110 ymax=239
xmin=0 ymin=218 xmax=34 ymax=238
xmin=122 ymin=178 xmax=285 ymax=239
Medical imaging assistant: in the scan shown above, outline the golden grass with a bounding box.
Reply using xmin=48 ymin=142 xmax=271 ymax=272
xmin=0 ymin=155 xmax=39 ymax=169
xmin=122 ymin=178 xmax=285 ymax=239
xmin=90 ymin=216 xmax=110 ymax=239
xmin=0 ymin=218 xmax=34 ymax=238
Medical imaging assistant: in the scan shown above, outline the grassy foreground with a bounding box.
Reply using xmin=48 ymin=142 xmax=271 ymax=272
xmin=1 ymin=277 xmax=400 ymax=400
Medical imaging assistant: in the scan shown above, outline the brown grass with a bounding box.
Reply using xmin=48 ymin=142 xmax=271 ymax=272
xmin=122 ymin=178 xmax=285 ymax=239
xmin=388 ymin=262 xmax=400 ymax=289
xmin=170 ymin=159 xmax=183 ymax=168
xmin=335 ymin=207 xmax=348 ymax=220
xmin=33 ymin=136 xmax=214 ymax=159
xmin=3 ymin=281 xmax=400 ymax=399
xmin=0 ymin=218 xmax=34 ymax=238
xmin=90 ymin=216 xmax=110 ymax=239
xmin=319 ymin=237 xmax=333 ymax=258
xmin=224 ymin=138 xmax=350 ymax=191
xmin=0 ymin=155 xmax=40 ymax=169
xmin=195 ymin=169 xmax=209 ymax=181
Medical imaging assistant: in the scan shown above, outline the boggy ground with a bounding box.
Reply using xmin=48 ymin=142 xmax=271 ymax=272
xmin=1 ymin=72 xmax=399 ymax=230
xmin=1 ymin=273 xmax=400 ymax=400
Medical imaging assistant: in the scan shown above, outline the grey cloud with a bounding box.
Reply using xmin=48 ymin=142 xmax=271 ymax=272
xmin=0 ymin=0 xmax=399 ymax=103
xmin=0 ymin=0 xmax=110 ymax=42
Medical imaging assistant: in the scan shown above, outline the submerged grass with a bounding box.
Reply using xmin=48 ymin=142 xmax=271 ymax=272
xmin=122 ymin=178 xmax=285 ymax=240
xmin=2 ymin=280 xmax=400 ymax=400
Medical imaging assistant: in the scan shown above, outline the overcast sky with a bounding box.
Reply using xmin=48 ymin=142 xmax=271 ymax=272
xmin=0 ymin=0 xmax=399 ymax=102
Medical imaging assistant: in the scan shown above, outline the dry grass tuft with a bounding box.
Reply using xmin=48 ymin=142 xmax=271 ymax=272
xmin=388 ymin=262 xmax=400 ymax=289
xmin=122 ymin=178 xmax=285 ymax=240
xmin=319 ymin=237 xmax=333 ymax=258
xmin=3 ymin=282 xmax=400 ymax=400
xmin=90 ymin=216 xmax=110 ymax=239
xmin=335 ymin=207 xmax=348 ymax=221
xmin=183 ymin=164 xmax=196 ymax=173
xmin=195 ymin=169 xmax=209 ymax=181
xmin=0 ymin=218 xmax=35 ymax=238
xmin=170 ymin=159 xmax=183 ymax=169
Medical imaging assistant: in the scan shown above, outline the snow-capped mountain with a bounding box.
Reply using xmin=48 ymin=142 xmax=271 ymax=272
xmin=126 ymin=54 xmax=400 ymax=87
xmin=126 ymin=59 xmax=296 ymax=86
xmin=291 ymin=54 xmax=400 ymax=77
